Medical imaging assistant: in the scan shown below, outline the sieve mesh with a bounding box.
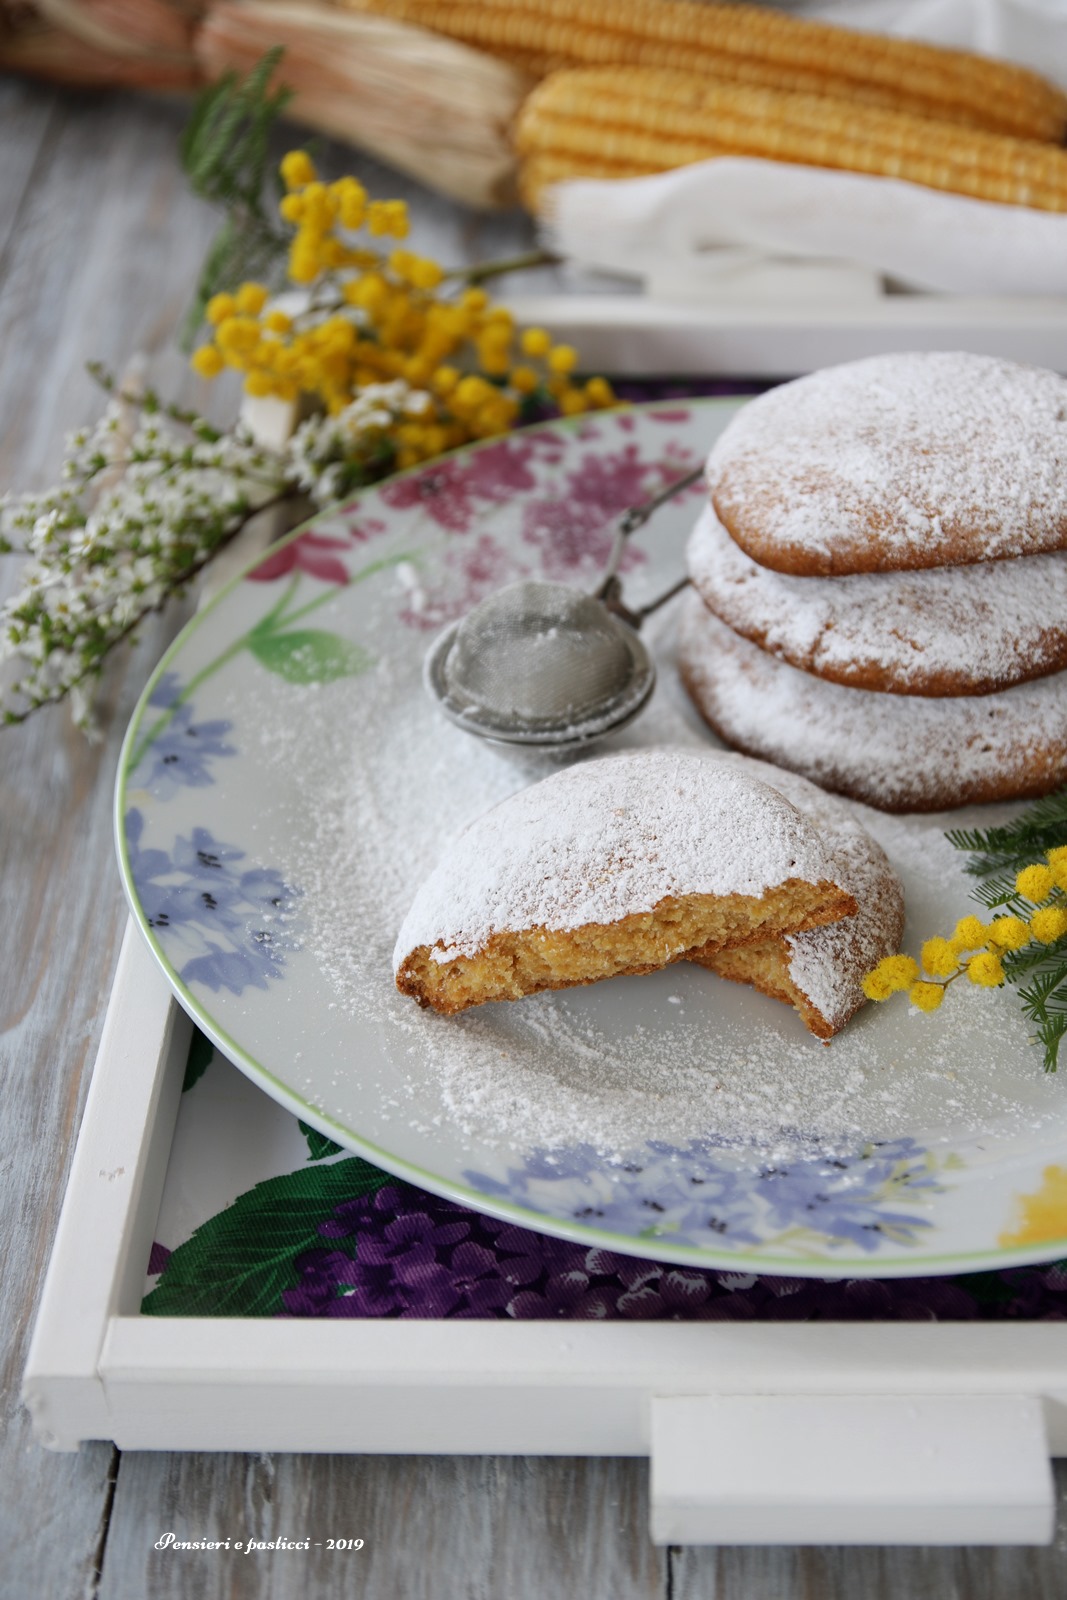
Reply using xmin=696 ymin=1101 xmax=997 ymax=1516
xmin=425 ymin=458 xmax=699 ymax=746
xmin=444 ymin=581 xmax=634 ymax=722
xmin=425 ymin=578 xmax=656 ymax=746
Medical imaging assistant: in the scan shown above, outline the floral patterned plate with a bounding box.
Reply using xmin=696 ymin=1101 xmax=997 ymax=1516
xmin=117 ymin=400 xmax=1067 ymax=1277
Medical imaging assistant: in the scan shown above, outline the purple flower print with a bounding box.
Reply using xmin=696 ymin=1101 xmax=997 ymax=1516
xmin=125 ymin=808 xmax=299 ymax=995
xmin=266 ymin=1170 xmax=1067 ymax=1323
xmin=466 ymin=1136 xmax=940 ymax=1259
xmin=249 ymin=529 xmax=353 ymax=586
xmin=247 ymin=514 xmax=389 ymax=584
xmin=129 ymin=673 xmax=235 ymax=799
xmin=281 ymin=1183 xmax=603 ymax=1320
xmin=396 ymin=532 xmax=521 ymax=632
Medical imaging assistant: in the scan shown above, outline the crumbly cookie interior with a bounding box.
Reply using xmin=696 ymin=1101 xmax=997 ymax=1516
xmin=396 ymin=878 xmax=855 ymax=1015
xmin=695 ymin=940 xmax=833 ymax=1041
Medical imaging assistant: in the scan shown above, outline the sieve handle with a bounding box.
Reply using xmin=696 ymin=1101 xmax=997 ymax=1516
xmin=594 ymin=463 xmax=704 ymax=600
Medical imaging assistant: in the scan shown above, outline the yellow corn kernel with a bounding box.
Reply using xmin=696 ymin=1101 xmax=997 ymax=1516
xmin=342 ymin=0 xmax=1067 ymax=142
xmin=512 ymin=66 xmax=1067 ymax=216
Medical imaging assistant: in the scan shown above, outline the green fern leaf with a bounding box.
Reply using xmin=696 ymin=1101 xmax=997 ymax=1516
xmin=946 ymin=785 xmax=1067 ymax=1071
xmin=178 ymin=48 xmax=298 ymax=350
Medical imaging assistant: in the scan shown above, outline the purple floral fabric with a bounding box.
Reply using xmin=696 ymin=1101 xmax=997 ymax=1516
xmin=280 ymin=1177 xmax=1067 ymax=1323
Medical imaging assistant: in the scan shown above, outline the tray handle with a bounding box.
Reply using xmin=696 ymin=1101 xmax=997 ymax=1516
xmin=650 ymin=1393 xmax=1054 ymax=1546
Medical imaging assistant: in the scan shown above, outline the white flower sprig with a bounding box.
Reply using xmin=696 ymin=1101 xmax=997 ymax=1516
xmin=287 ymin=381 xmax=432 ymax=510
xmin=0 ymin=373 xmax=430 ymax=733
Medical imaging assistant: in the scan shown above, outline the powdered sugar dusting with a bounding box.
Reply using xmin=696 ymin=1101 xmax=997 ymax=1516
xmin=679 ymin=592 xmax=1067 ymax=812
xmin=394 ymin=750 xmax=842 ymax=968
xmin=719 ymin=754 xmax=904 ymax=1034
xmin=688 ymin=502 xmax=1067 ymax=696
xmin=707 ymin=352 xmax=1067 ymax=576
xmin=238 ymin=599 xmax=1065 ymax=1163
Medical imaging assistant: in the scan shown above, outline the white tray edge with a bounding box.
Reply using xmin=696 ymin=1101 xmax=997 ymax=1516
xmin=498 ymin=292 xmax=1067 ymax=375
xmin=21 ymin=920 xmax=1067 ymax=1463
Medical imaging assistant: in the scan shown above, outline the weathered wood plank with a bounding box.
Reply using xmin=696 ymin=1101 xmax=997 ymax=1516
xmin=0 ymin=83 xmax=231 ymax=1600
xmin=0 ymin=90 xmax=231 ymax=492
xmin=97 ymin=1453 xmax=666 ymax=1600
xmin=671 ymin=1459 xmax=1067 ymax=1600
xmin=0 ymin=85 xmax=544 ymax=1600
xmin=0 ymin=77 xmax=61 ymax=267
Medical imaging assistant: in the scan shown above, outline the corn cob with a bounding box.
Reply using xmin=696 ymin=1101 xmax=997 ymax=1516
xmin=340 ymin=0 xmax=1067 ymax=144
xmin=515 ymin=67 xmax=1067 ymax=214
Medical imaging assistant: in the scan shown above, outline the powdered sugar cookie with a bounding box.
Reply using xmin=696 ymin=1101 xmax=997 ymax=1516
xmin=707 ymin=352 xmax=1067 ymax=577
xmin=678 ymin=593 xmax=1067 ymax=811
xmin=687 ymin=503 xmax=1067 ymax=696
xmin=687 ymin=751 xmax=904 ymax=1040
xmin=393 ymin=749 xmax=856 ymax=1014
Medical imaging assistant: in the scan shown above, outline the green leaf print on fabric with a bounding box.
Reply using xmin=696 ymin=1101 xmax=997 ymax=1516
xmin=181 ymin=1028 xmax=215 ymax=1093
xmin=141 ymin=1156 xmax=389 ymax=1317
xmin=299 ymin=1120 xmax=345 ymax=1162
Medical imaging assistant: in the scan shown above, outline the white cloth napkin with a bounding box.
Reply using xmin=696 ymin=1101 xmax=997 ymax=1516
xmin=543 ymin=157 xmax=1067 ymax=297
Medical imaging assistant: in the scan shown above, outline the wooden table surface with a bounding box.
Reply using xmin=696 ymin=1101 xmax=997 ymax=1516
xmin=2 ymin=75 xmax=1066 ymax=1600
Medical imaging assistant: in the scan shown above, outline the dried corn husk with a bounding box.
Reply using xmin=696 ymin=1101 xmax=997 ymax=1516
xmin=0 ymin=4 xmax=199 ymax=86
xmin=196 ymin=0 xmax=527 ymax=208
xmin=35 ymin=0 xmax=202 ymax=58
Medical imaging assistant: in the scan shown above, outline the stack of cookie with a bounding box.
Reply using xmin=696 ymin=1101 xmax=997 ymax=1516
xmin=678 ymin=351 xmax=1067 ymax=812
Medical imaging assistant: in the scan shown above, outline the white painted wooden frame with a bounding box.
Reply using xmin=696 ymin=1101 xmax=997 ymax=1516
xmin=22 ymin=925 xmax=1067 ymax=1546
xmin=499 ymin=291 xmax=1067 ymax=376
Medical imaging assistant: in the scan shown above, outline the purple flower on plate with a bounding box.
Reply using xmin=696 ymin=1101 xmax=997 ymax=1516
xmin=129 ymin=674 xmax=236 ymax=799
xmin=126 ymin=808 xmax=299 ymax=995
xmin=396 ymin=531 xmax=522 ymax=632
xmin=465 ymin=1136 xmax=941 ymax=1257
xmin=248 ymin=529 xmax=353 ymax=587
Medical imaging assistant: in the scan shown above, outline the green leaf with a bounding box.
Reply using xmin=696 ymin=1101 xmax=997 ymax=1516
xmin=944 ymin=784 xmax=1067 ymax=1073
xmin=181 ymin=214 xmax=290 ymax=352
xmin=178 ymin=48 xmax=295 ymax=346
xmin=180 ymin=48 xmax=290 ymax=208
xmin=299 ymin=1120 xmax=345 ymax=1162
xmin=947 ymin=785 xmax=1067 ymax=877
xmin=248 ymin=629 xmax=372 ymax=685
xmin=182 ymin=1028 xmax=215 ymax=1093
xmin=141 ymin=1157 xmax=389 ymax=1317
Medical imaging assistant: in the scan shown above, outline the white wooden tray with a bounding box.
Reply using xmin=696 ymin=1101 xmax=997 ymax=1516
xmin=499 ymin=289 xmax=1067 ymax=375
xmin=22 ymin=375 xmax=1067 ymax=1548
xmin=22 ymin=924 xmax=1067 ymax=1547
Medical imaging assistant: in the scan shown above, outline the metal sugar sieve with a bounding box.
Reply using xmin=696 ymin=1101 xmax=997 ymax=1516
xmin=424 ymin=463 xmax=702 ymax=748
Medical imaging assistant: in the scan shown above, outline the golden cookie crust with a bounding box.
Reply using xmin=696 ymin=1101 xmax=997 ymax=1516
xmin=393 ymin=749 xmax=855 ymax=1013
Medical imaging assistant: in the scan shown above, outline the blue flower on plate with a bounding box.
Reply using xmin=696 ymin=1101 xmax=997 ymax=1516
xmin=127 ymin=671 xmax=236 ymax=800
xmin=465 ymin=1135 xmax=943 ymax=1257
xmin=126 ymin=807 xmax=300 ymax=995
